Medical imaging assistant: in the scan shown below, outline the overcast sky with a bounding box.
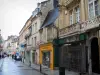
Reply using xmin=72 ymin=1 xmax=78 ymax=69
xmin=0 ymin=0 xmax=45 ymax=40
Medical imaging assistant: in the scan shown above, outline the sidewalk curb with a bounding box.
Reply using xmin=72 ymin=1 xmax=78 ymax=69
xmin=30 ymin=66 xmax=48 ymax=75
xmin=22 ymin=62 xmax=48 ymax=75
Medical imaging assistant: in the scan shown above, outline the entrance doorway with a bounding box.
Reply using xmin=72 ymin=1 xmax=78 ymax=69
xmin=35 ymin=52 xmax=37 ymax=64
xmin=91 ymin=37 xmax=99 ymax=73
xmin=32 ymin=52 xmax=35 ymax=63
xmin=42 ymin=51 xmax=50 ymax=67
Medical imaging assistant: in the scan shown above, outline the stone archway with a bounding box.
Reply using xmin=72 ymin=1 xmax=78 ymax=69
xmin=91 ymin=37 xmax=99 ymax=73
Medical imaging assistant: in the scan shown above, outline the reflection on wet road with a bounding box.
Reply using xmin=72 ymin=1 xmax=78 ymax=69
xmin=0 ymin=58 xmax=43 ymax=75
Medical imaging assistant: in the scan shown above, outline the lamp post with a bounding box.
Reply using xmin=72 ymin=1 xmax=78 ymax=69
xmin=53 ymin=25 xmax=65 ymax=75
xmin=40 ymin=63 xmax=42 ymax=72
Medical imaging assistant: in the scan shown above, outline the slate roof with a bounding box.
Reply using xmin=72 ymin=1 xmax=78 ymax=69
xmin=40 ymin=7 xmax=59 ymax=29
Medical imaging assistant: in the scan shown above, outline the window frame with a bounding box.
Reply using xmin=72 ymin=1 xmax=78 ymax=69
xmin=69 ymin=10 xmax=73 ymax=25
xmin=75 ymin=6 xmax=80 ymax=23
xmin=88 ymin=0 xmax=99 ymax=18
xmin=34 ymin=36 xmax=37 ymax=47
xmin=35 ymin=22 xmax=37 ymax=32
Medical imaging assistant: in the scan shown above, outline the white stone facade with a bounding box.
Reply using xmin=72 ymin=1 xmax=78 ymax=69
xmin=30 ymin=0 xmax=54 ymax=64
xmin=3 ymin=36 xmax=18 ymax=54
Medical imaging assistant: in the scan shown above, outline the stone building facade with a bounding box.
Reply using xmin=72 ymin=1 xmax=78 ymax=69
xmin=39 ymin=0 xmax=59 ymax=70
xmin=19 ymin=0 xmax=55 ymax=66
xmin=57 ymin=0 xmax=100 ymax=74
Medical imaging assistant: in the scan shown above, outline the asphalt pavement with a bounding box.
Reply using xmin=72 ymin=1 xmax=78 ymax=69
xmin=0 ymin=57 xmax=43 ymax=75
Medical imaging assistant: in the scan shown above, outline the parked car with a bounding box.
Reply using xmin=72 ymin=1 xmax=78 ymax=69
xmin=15 ymin=55 xmax=22 ymax=61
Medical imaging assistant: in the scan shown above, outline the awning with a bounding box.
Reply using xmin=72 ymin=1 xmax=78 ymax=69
xmin=40 ymin=8 xmax=59 ymax=29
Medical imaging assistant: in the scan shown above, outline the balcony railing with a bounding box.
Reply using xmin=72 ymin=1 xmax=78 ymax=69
xmin=25 ymin=30 xmax=31 ymax=39
xmin=64 ymin=0 xmax=80 ymax=7
xmin=81 ymin=16 xmax=100 ymax=32
xmin=59 ymin=23 xmax=80 ymax=37
xmin=59 ymin=15 xmax=100 ymax=38
xmin=65 ymin=0 xmax=73 ymax=6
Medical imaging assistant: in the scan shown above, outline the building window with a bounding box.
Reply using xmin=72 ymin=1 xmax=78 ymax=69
xmin=32 ymin=38 xmax=33 ymax=47
xmin=75 ymin=6 xmax=80 ymax=23
xmin=32 ymin=25 xmax=34 ymax=34
xmin=47 ymin=27 xmax=52 ymax=41
xmin=40 ymin=30 xmax=43 ymax=41
xmin=88 ymin=0 xmax=99 ymax=18
xmin=27 ymin=38 xmax=29 ymax=45
xmin=29 ymin=26 xmax=32 ymax=35
xmin=94 ymin=0 xmax=99 ymax=16
xmin=69 ymin=10 xmax=73 ymax=25
xmin=35 ymin=22 xmax=37 ymax=32
xmin=34 ymin=37 xmax=37 ymax=47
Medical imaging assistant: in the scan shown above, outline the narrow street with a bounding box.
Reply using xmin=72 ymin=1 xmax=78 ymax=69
xmin=0 ymin=57 xmax=43 ymax=75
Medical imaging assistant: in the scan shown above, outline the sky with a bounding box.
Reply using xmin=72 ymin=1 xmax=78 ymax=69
xmin=0 ymin=0 xmax=45 ymax=40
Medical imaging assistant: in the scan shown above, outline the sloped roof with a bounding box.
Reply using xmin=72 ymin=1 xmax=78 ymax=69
xmin=40 ymin=7 xmax=59 ymax=28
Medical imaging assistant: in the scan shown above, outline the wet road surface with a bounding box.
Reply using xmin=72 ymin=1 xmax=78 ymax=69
xmin=0 ymin=57 xmax=43 ymax=75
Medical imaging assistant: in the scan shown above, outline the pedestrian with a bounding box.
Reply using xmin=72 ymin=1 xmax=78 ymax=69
xmin=14 ymin=55 xmax=17 ymax=61
xmin=12 ymin=54 xmax=14 ymax=59
xmin=20 ymin=55 xmax=22 ymax=62
xmin=0 ymin=55 xmax=1 ymax=59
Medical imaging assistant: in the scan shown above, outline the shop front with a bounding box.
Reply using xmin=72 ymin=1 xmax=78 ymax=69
xmin=25 ymin=46 xmax=32 ymax=66
xmin=39 ymin=43 xmax=54 ymax=70
xmin=58 ymin=34 xmax=88 ymax=73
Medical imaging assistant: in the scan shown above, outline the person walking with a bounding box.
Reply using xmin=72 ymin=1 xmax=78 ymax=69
xmin=14 ymin=54 xmax=17 ymax=61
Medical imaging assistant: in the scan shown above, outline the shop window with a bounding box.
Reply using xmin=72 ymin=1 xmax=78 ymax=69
xmin=42 ymin=51 xmax=50 ymax=67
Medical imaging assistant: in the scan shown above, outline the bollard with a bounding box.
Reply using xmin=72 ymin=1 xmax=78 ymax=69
xmin=40 ymin=64 xmax=42 ymax=72
xmin=59 ymin=67 xmax=65 ymax=75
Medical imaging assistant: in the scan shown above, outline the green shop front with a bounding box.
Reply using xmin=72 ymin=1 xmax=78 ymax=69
xmin=54 ymin=34 xmax=88 ymax=73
